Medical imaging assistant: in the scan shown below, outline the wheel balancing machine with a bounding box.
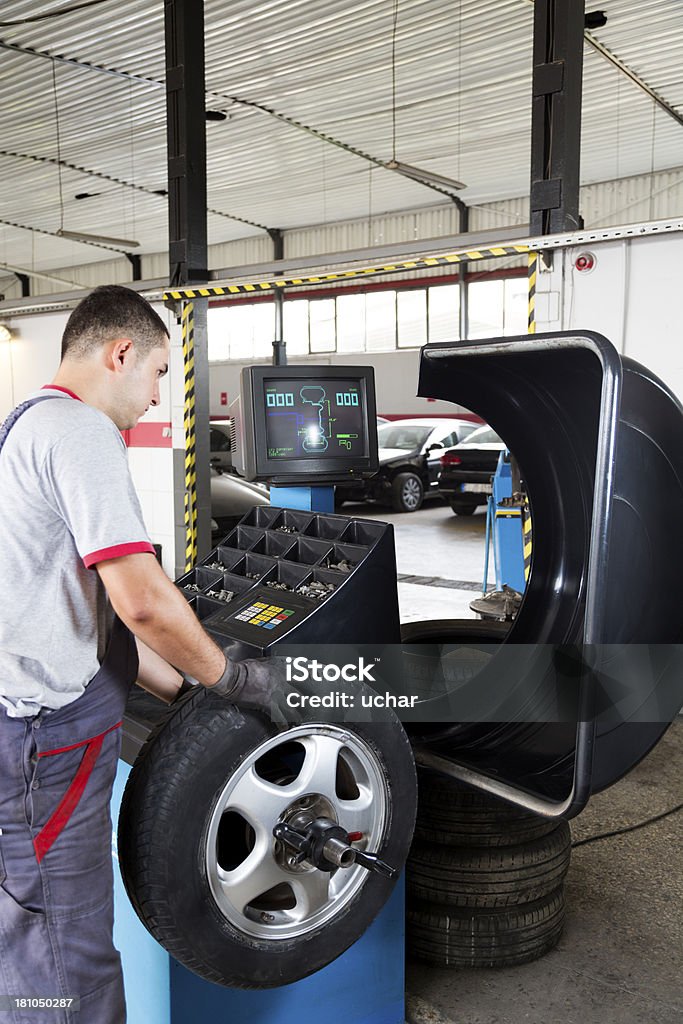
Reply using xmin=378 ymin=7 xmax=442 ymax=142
xmin=114 ymin=365 xmax=409 ymax=1024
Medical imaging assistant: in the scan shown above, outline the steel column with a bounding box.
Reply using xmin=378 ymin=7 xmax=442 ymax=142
xmin=268 ymin=228 xmax=287 ymax=366
xmin=165 ymin=0 xmax=208 ymax=287
xmin=14 ymin=272 xmax=30 ymax=297
xmin=452 ymin=198 xmax=469 ymax=339
xmin=530 ymin=0 xmax=585 ymax=235
xmin=165 ymin=0 xmax=211 ymax=564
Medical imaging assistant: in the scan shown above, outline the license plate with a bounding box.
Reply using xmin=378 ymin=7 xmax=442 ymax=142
xmin=461 ymin=483 xmax=492 ymax=494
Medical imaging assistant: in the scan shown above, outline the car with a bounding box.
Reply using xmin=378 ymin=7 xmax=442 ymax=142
xmin=437 ymin=423 xmax=506 ymax=515
xmin=210 ymin=468 xmax=269 ymax=541
xmin=209 ymin=419 xmax=234 ymax=473
xmin=335 ymin=417 xmax=479 ymax=513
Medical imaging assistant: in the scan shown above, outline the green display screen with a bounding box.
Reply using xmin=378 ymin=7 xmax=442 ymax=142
xmin=264 ymin=378 xmax=366 ymax=459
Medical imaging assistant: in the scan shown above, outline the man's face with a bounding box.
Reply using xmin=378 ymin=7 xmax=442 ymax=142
xmin=116 ymin=338 xmax=169 ymax=430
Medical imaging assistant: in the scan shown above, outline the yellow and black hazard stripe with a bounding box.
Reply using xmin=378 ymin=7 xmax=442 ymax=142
xmin=527 ymin=252 xmax=538 ymax=334
xmin=162 ymin=245 xmax=530 ymax=301
xmin=182 ymin=302 xmax=198 ymax=572
xmin=523 ymin=503 xmax=533 ymax=583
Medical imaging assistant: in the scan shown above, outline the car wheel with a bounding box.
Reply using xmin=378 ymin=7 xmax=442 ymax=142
xmin=118 ymin=688 xmax=417 ymax=989
xmin=392 ymin=472 xmax=424 ymax=513
xmin=449 ymin=501 xmax=478 ymax=516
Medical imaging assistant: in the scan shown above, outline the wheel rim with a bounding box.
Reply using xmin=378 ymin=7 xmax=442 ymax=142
xmin=205 ymin=724 xmax=389 ymax=940
xmin=402 ymin=477 xmax=422 ymax=510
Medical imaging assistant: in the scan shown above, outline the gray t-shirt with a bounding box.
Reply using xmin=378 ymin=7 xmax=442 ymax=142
xmin=0 ymin=387 xmax=155 ymax=717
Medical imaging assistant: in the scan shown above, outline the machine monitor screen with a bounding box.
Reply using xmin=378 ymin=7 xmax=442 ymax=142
xmin=232 ymin=364 xmax=379 ymax=482
xmin=263 ymin=378 xmax=366 ymax=460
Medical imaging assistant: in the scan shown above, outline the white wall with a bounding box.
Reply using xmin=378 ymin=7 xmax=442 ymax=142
xmin=533 ymin=231 xmax=683 ymax=402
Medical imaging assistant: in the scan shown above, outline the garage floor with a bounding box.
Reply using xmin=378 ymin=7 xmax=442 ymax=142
xmin=356 ymin=498 xmax=490 ymax=623
xmin=354 ymin=498 xmax=683 ymax=1024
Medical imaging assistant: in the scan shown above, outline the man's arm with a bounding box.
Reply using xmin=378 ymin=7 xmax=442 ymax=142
xmin=134 ymin=637 xmax=184 ymax=702
xmin=97 ymin=553 xmax=226 ymax=685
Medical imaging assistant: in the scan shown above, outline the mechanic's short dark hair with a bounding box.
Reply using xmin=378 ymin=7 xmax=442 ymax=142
xmin=61 ymin=285 xmax=169 ymax=360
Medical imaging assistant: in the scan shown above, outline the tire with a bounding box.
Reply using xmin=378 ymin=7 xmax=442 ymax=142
xmin=400 ymin=618 xmax=509 ymax=644
xmin=415 ymin=771 xmax=559 ymax=847
xmin=449 ymin=501 xmax=478 ymax=516
xmin=118 ymin=686 xmax=417 ymax=989
xmin=406 ymin=888 xmax=566 ymax=968
xmin=407 ymin=823 xmax=571 ymax=908
xmin=391 ymin=472 xmax=424 ymax=512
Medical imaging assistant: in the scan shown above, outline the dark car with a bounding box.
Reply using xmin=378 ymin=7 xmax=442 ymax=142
xmin=437 ymin=423 xmax=505 ymax=515
xmin=336 ymin=417 xmax=478 ymax=513
xmin=210 ymin=419 xmax=234 ymax=473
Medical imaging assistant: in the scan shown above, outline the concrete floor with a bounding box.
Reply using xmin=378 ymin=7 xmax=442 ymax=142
xmin=349 ymin=498 xmax=682 ymax=1024
xmin=405 ymin=720 xmax=683 ymax=1024
xmin=344 ymin=497 xmax=489 ymax=622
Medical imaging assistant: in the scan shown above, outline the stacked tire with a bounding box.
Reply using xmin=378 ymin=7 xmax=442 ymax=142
xmin=406 ymin=770 xmax=571 ymax=968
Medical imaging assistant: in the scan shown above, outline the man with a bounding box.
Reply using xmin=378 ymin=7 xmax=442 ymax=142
xmin=0 ymin=285 xmax=281 ymax=1023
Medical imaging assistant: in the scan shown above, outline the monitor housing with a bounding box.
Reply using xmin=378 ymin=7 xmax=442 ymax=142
xmin=230 ymin=365 xmax=379 ymax=483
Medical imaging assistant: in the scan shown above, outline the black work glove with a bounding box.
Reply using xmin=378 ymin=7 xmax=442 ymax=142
xmin=205 ymin=655 xmax=374 ymax=727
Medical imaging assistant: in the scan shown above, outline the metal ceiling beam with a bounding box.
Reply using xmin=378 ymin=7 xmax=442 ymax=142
xmin=0 ymin=262 xmax=81 ymax=289
xmin=2 ymin=217 xmax=683 ymax=318
xmin=530 ymin=0 xmax=585 ymax=236
xmin=584 ymin=29 xmax=683 ymax=131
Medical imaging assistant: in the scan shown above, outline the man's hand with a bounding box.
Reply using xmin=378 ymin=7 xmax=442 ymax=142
xmin=205 ymin=656 xmax=300 ymax=724
xmin=205 ymin=656 xmax=358 ymax=726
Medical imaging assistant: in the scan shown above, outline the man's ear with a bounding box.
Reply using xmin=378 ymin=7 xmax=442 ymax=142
xmin=107 ymin=337 xmax=135 ymax=372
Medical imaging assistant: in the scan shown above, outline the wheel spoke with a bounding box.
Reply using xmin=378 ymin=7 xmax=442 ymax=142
xmin=336 ymin=786 xmax=377 ymax=835
xmin=283 ymin=734 xmax=343 ymax=803
xmin=217 ymin=841 xmax=288 ymax=914
xmin=225 ymin=765 xmax=291 ymax=829
xmin=289 ymin=870 xmax=332 ymax=921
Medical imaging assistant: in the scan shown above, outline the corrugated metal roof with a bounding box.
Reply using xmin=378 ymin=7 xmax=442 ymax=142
xmin=1 ymin=0 xmax=682 ymax=278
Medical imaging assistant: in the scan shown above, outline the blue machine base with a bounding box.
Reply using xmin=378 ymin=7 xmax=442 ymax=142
xmin=269 ymin=485 xmax=335 ymax=513
xmin=112 ymin=763 xmax=405 ymax=1024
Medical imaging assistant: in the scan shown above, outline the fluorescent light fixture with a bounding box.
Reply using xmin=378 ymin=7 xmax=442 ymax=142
xmin=384 ymin=160 xmax=465 ymax=192
xmin=56 ymin=228 xmax=140 ymax=249
xmin=0 ymin=325 xmax=12 ymax=343
xmin=0 ymin=262 xmax=81 ymax=289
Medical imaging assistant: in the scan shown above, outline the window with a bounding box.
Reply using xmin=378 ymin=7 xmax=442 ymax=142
xmin=366 ymin=291 xmax=396 ymax=351
xmin=207 ymin=274 xmax=523 ymax=361
xmin=210 ymin=427 xmax=231 ymax=452
xmin=337 ymin=294 xmax=366 ymax=352
xmin=469 ymin=280 xmax=504 ymax=338
xmin=283 ymin=299 xmax=310 ymax=355
xmin=428 ymin=284 xmax=460 ymax=342
xmin=397 ymin=290 xmax=427 ymax=348
xmin=309 ymin=298 xmax=336 ymax=352
xmin=504 ymin=277 xmax=528 ymax=335
xmin=207 ymin=306 xmax=231 ymax=361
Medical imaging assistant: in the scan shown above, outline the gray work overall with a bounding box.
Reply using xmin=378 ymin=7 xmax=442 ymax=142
xmin=0 ymin=397 xmax=138 ymax=1023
